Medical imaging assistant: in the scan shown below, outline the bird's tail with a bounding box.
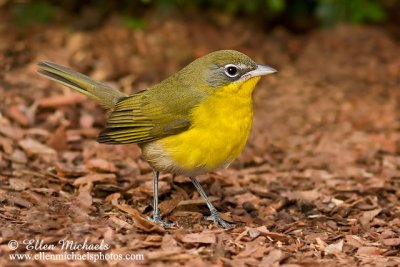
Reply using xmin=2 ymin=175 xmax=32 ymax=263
xmin=37 ymin=61 xmax=127 ymax=109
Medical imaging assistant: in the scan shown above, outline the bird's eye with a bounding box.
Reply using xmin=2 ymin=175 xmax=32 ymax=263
xmin=224 ymin=64 xmax=239 ymax=78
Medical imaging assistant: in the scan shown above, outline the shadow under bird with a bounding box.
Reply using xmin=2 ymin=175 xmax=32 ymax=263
xmin=38 ymin=50 xmax=277 ymax=228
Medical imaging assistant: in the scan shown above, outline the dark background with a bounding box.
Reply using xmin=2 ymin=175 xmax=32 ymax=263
xmin=4 ymin=0 xmax=400 ymax=33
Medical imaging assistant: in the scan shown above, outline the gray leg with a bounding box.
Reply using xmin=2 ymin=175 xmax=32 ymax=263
xmin=152 ymin=170 xmax=161 ymax=221
xmin=190 ymin=177 xmax=233 ymax=228
xmin=147 ymin=170 xmax=173 ymax=228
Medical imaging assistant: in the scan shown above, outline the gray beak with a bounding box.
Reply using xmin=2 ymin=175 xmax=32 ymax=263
xmin=252 ymin=64 xmax=277 ymax=76
xmin=239 ymin=64 xmax=277 ymax=81
xmin=236 ymin=64 xmax=277 ymax=82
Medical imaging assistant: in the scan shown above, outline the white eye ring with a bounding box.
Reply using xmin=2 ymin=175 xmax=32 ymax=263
xmin=224 ymin=64 xmax=239 ymax=78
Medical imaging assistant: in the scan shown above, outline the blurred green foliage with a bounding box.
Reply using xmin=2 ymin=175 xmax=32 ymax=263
xmin=121 ymin=16 xmax=146 ymax=30
xmin=7 ymin=0 xmax=393 ymax=30
xmin=316 ymin=0 xmax=386 ymax=27
xmin=12 ymin=0 xmax=54 ymax=26
xmin=151 ymin=0 xmax=388 ymax=27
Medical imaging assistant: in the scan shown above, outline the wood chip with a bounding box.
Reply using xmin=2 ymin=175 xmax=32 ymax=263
xmin=324 ymin=239 xmax=343 ymax=255
xmin=7 ymin=105 xmax=30 ymax=126
xmin=116 ymin=204 xmax=165 ymax=233
xmin=261 ymin=249 xmax=284 ymax=265
xmin=255 ymin=226 xmax=287 ymax=241
xmin=85 ymin=158 xmax=117 ymax=173
xmin=345 ymin=235 xmax=365 ymax=248
xmin=359 ymin=208 xmax=382 ymax=226
xmin=39 ymin=93 xmax=86 ymax=107
xmin=9 ymin=178 xmax=30 ymax=191
xmin=175 ymin=231 xmax=217 ymax=244
xmin=356 ymin=246 xmax=387 ymax=256
xmin=177 ymin=196 xmax=219 ymax=207
xmin=19 ymin=138 xmax=56 ymax=156
xmin=381 ymin=238 xmax=400 ymax=247
xmin=73 ymin=173 xmax=116 ymax=186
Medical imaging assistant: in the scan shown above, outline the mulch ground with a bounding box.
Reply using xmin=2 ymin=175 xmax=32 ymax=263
xmin=1 ymin=11 xmax=400 ymax=267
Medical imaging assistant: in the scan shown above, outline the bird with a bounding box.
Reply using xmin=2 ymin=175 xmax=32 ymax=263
xmin=37 ymin=50 xmax=277 ymax=228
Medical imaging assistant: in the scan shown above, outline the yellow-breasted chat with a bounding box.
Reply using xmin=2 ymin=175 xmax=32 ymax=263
xmin=38 ymin=50 xmax=277 ymax=228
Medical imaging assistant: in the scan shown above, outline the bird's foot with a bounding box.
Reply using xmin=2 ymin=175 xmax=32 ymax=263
xmin=147 ymin=211 xmax=174 ymax=228
xmin=205 ymin=210 xmax=234 ymax=229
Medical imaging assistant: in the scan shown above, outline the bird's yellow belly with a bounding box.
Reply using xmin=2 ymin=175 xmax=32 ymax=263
xmin=141 ymin=77 xmax=259 ymax=176
xmin=161 ymin=99 xmax=252 ymax=174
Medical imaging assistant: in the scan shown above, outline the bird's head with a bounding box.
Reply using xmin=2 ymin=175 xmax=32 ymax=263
xmin=180 ymin=50 xmax=277 ymax=96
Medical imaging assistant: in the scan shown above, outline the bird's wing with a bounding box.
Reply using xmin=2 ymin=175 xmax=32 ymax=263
xmin=97 ymin=83 xmax=203 ymax=144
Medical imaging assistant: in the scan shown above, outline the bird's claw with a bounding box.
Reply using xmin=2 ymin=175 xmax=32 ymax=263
xmin=205 ymin=211 xmax=234 ymax=229
xmin=147 ymin=212 xmax=174 ymax=228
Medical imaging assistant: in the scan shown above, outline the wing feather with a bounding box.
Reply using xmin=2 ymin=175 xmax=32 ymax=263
xmin=97 ymin=72 xmax=205 ymax=144
xmin=97 ymin=93 xmax=191 ymax=144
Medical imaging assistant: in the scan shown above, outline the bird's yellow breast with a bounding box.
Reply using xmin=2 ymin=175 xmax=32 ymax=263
xmin=142 ymin=77 xmax=260 ymax=176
